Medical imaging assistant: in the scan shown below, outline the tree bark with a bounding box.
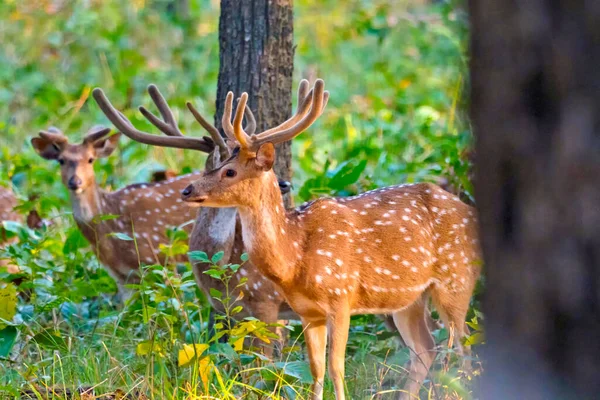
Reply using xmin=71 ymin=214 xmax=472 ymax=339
xmin=470 ymin=1 xmax=600 ymax=399
xmin=216 ymin=0 xmax=294 ymax=207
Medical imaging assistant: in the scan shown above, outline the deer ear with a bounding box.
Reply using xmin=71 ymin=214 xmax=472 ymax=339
xmin=93 ymin=132 xmax=121 ymax=158
xmin=255 ymin=142 xmax=275 ymax=171
xmin=31 ymin=137 xmax=62 ymax=160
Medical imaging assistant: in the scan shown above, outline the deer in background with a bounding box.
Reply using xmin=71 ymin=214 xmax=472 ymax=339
xmin=159 ymin=79 xmax=480 ymax=400
xmin=31 ymin=126 xmax=205 ymax=291
xmin=93 ymin=85 xmax=296 ymax=355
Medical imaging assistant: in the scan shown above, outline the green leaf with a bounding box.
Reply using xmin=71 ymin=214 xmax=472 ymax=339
xmin=211 ymin=251 xmax=224 ymax=264
xmin=329 ymin=159 xmax=368 ymax=190
xmin=188 ymin=251 xmax=209 ymax=263
xmin=142 ymin=306 xmax=157 ymax=324
xmin=273 ymin=361 xmax=314 ymax=384
xmin=0 ymin=284 xmax=17 ymax=329
xmin=0 ymin=326 xmax=18 ymax=358
xmin=92 ymin=214 xmax=120 ymax=223
xmin=108 ymin=232 xmax=133 ymax=241
xmin=31 ymin=330 xmax=68 ymax=352
xmin=63 ymin=229 xmax=88 ymax=254
xmin=240 ymin=253 xmax=249 ymax=262
xmin=204 ymin=269 xmax=224 ymax=279
xmin=1 ymin=221 xmax=24 ymax=236
xmin=209 ymin=288 xmax=222 ymax=299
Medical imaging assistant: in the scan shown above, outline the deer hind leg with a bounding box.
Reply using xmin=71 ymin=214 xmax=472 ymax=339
xmin=393 ymin=296 xmax=436 ymax=400
xmin=302 ymin=319 xmax=327 ymax=400
xmin=431 ymin=287 xmax=472 ymax=370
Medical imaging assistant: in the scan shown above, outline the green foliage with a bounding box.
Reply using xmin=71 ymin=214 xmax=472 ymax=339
xmin=0 ymin=0 xmax=480 ymax=398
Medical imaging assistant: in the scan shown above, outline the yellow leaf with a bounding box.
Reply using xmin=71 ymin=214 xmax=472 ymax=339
xmin=136 ymin=341 xmax=163 ymax=357
xmin=199 ymin=356 xmax=213 ymax=393
xmin=232 ymin=337 xmax=244 ymax=352
xmin=178 ymin=343 xmax=209 ymax=367
xmin=399 ymin=79 xmax=412 ymax=89
xmin=253 ymin=331 xmax=271 ymax=344
xmin=0 ymin=284 xmax=17 ymax=329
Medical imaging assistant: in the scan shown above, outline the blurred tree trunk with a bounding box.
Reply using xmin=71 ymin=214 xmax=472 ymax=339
xmin=216 ymin=0 xmax=294 ymax=207
xmin=470 ymin=1 xmax=600 ymax=399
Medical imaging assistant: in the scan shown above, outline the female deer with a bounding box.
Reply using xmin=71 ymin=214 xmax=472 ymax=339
xmin=173 ymin=79 xmax=479 ymax=399
xmin=31 ymin=126 xmax=205 ymax=290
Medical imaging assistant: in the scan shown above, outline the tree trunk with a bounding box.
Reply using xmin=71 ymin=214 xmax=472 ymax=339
xmin=216 ymin=0 xmax=294 ymax=207
xmin=470 ymin=1 xmax=600 ymax=399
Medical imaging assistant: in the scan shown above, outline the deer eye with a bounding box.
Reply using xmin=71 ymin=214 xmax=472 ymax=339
xmin=88 ymin=158 xmax=94 ymax=164
xmin=58 ymin=159 xmax=65 ymax=165
xmin=225 ymin=169 xmax=237 ymax=178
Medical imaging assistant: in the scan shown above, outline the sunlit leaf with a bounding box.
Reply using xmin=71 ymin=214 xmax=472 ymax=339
xmin=178 ymin=343 xmax=209 ymax=367
xmin=136 ymin=340 xmax=164 ymax=357
xmin=0 ymin=284 xmax=17 ymax=329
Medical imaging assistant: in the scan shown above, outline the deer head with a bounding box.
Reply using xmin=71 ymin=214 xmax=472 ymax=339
xmin=31 ymin=126 xmax=120 ymax=193
xmin=180 ymin=79 xmax=328 ymax=208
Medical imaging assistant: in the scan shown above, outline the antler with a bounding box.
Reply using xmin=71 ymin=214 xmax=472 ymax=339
xmin=38 ymin=126 xmax=68 ymax=145
xmin=83 ymin=125 xmax=112 ymax=144
xmin=92 ymin=86 xmax=214 ymax=153
xmin=223 ymin=79 xmax=329 ymax=152
xmin=185 ymin=99 xmax=256 ymax=160
xmin=138 ymin=85 xmax=184 ymax=137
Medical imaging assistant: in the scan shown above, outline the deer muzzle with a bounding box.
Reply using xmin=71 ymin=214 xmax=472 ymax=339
xmin=68 ymin=176 xmax=83 ymax=192
xmin=181 ymin=184 xmax=207 ymax=203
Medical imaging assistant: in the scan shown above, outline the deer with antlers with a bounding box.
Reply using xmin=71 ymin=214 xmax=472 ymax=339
xmin=97 ymin=79 xmax=481 ymax=399
xmin=93 ymin=85 xmax=296 ymax=355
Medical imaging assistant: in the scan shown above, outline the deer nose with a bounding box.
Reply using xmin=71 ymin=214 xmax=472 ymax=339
xmin=181 ymin=184 xmax=193 ymax=198
xmin=68 ymin=176 xmax=82 ymax=190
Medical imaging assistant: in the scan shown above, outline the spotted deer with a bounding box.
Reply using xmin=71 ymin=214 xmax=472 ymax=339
xmin=139 ymin=79 xmax=480 ymax=400
xmin=30 ymin=126 xmax=206 ymax=291
xmin=93 ymin=85 xmax=296 ymax=355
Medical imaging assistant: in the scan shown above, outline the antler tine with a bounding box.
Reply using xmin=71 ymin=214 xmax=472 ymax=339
xmin=250 ymin=79 xmax=327 ymax=150
xmin=244 ymin=104 xmax=256 ymax=135
xmin=233 ymin=92 xmax=251 ymax=149
xmin=186 ymin=101 xmax=229 ymax=159
xmin=255 ymin=79 xmax=313 ymax=139
xmin=138 ymin=84 xmax=183 ymax=137
xmin=83 ymin=125 xmax=112 ymax=144
xmin=222 ymin=92 xmax=237 ymax=142
xmin=92 ymin=88 xmax=214 ymax=153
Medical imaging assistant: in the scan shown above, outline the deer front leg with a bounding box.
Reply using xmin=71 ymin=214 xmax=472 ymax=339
xmin=327 ymin=306 xmax=350 ymax=400
xmin=302 ymin=319 xmax=327 ymax=400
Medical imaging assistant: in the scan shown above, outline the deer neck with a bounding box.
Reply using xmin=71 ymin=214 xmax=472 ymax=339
xmin=237 ymin=172 xmax=300 ymax=286
xmin=191 ymin=207 xmax=238 ymax=261
xmin=70 ymin=183 xmax=105 ymax=224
